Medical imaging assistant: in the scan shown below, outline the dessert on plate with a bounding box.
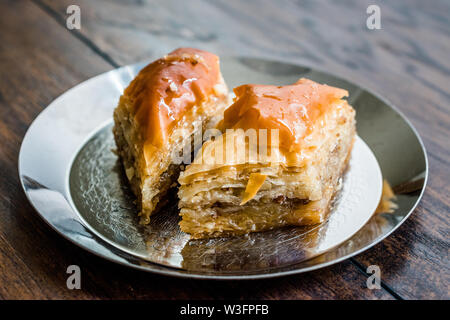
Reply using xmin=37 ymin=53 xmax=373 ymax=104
xmin=178 ymin=78 xmax=356 ymax=239
xmin=113 ymin=48 xmax=230 ymax=224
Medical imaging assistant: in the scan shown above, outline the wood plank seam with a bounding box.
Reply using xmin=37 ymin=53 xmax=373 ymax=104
xmin=350 ymin=259 xmax=403 ymax=300
xmin=32 ymin=0 xmax=120 ymax=68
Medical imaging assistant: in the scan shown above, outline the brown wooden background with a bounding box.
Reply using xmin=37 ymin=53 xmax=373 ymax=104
xmin=0 ymin=0 xmax=449 ymax=299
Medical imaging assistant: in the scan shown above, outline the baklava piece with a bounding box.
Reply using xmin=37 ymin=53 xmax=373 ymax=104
xmin=178 ymin=78 xmax=356 ymax=239
xmin=113 ymin=48 xmax=229 ymax=224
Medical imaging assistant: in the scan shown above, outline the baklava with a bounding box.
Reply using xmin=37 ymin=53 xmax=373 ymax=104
xmin=113 ymin=48 xmax=229 ymax=224
xmin=178 ymin=78 xmax=356 ymax=239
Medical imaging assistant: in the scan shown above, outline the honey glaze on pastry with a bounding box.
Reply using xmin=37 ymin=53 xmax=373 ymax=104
xmin=128 ymin=48 xmax=223 ymax=156
xmin=178 ymin=79 xmax=356 ymax=239
xmin=113 ymin=48 xmax=229 ymax=224
xmin=223 ymin=78 xmax=349 ymax=152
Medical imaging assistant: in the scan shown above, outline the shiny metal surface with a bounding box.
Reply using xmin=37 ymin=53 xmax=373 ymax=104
xmin=69 ymin=126 xmax=381 ymax=272
xmin=18 ymin=57 xmax=428 ymax=279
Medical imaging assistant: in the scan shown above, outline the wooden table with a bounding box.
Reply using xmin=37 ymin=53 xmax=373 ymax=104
xmin=0 ymin=0 xmax=448 ymax=300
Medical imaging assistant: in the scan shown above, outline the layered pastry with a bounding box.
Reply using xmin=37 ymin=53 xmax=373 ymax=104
xmin=113 ymin=48 xmax=229 ymax=224
xmin=178 ymin=78 xmax=356 ymax=239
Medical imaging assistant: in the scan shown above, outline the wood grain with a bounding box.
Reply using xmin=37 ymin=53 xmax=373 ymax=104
xmin=0 ymin=0 xmax=397 ymax=300
xmin=35 ymin=0 xmax=450 ymax=299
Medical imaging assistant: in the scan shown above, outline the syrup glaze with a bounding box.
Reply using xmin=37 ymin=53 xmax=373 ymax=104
xmin=124 ymin=48 xmax=222 ymax=149
xmin=223 ymin=78 xmax=348 ymax=152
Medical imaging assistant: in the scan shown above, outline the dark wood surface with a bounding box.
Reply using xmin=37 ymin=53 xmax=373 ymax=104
xmin=0 ymin=0 xmax=448 ymax=299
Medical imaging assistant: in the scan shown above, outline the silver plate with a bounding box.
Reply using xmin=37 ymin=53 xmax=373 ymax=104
xmin=18 ymin=57 xmax=427 ymax=279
